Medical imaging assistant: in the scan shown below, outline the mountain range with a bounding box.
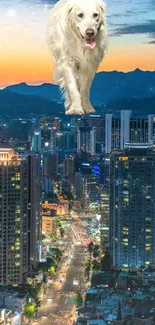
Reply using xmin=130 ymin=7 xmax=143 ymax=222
xmin=1 ymin=69 xmax=155 ymax=118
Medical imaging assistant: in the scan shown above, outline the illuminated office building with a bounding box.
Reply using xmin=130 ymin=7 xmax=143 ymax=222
xmin=74 ymin=164 xmax=100 ymax=210
xmin=43 ymin=151 xmax=58 ymax=181
xmin=77 ymin=124 xmax=96 ymax=155
xmin=0 ymin=148 xmax=28 ymax=285
xmin=109 ymin=143 xmax=155 ymax=269
xmin=0 ymin=148 xmax=41 ymax=285
xmin=32 ymin=130 xmax=41 ymax=152
xmin=105 ymin=112 xmax=155 ymax=154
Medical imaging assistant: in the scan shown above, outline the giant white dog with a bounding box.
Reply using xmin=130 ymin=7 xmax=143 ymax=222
xmin=47 ymin=0 xmax=107 ymax=115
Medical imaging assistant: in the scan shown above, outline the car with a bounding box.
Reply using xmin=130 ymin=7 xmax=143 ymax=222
xmin=44 ymin=313 xmax=47 ymax=316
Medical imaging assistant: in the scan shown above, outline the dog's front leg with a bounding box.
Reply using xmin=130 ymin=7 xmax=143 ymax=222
xmin=79 ymin=74 xmax=95 ymax=114
xmin=62 ymin=62 xmax=84 ymax=115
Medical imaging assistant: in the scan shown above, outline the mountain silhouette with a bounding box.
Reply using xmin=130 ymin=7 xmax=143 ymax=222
xmin=4 ymin=69 xmax=155 ymax=105
xmin=1 ymin=70 xmax=155 ymax=117
xmin=0 ymin=89 xmax=64 ymax=118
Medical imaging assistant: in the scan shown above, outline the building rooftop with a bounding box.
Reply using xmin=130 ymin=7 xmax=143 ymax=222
xmin=87 ymin=320 xmax=106 ymax=325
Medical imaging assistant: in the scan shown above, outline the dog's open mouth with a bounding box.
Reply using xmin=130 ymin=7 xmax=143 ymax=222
xmin=85 ymin=38 xmax=96 ymax=49
xmin=81 ymin=35 xmax=96 ymax=50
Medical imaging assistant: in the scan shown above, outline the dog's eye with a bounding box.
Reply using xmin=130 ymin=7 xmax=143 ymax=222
xmin=93 ymin=13 xmax=99 ymax=18
xmin=78 ymin=13 xmax=84 ymax=18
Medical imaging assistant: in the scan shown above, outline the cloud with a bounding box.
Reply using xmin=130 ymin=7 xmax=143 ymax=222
xmin=112 ymin=20 xmax=155 ymax=39
xmin=148 ymin=40 xmax=155 ymax=44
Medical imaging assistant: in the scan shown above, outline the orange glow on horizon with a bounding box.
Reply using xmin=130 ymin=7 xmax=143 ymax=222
xmin=0 ymin=44 xmax=155 ymax=87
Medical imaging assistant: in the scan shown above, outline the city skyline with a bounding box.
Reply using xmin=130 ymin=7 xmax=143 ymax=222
xmin=0 ymin=0 xmax=155 ymax=88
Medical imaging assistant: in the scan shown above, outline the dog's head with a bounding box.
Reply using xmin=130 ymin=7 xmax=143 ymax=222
xmin=66 ymin=0 xmax=106 ymax=49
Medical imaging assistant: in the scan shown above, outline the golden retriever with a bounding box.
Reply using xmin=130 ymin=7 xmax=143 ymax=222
xmin=47 ymin=0 xmax=107 ymax=115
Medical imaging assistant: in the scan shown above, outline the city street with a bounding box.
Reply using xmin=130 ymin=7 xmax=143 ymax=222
xmin=33 ymin=220 xmax=87 ymax=325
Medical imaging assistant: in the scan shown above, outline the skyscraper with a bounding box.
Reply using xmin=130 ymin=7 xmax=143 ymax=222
xmin=105 ymin=114 xmax=121 ymax=154
xmin=32 ymin=130 xmax=41 ymax=152
xmin=27 ymin=153 xmax=42 ymax=269
xmin=105 ymin=111 xmax=151 ymax=153
xmin=109 ymin=143 xmax=155 ymax=269
xmin=0 ymin=148 xmax=28 ymax=285
xmin=75 ymin=169 xmax=100 ymax=210
xmin=77 ymin=122 xmax=96 ymax=155
xmin=43 ymin=151 xmax=58 ymax=182
xmin=0 ymin=148 xmax=42 ymax=285
xmin=120 ymin=110 xmax=131 ymax=149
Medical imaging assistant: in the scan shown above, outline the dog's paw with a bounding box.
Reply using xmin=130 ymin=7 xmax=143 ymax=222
xmin=66 ymin=104 xmax=84 ymax=115
xmin=84 ymin=103 xmax=96 ymax=114
xmin=64 ymin=101 xmax=71 ymax=111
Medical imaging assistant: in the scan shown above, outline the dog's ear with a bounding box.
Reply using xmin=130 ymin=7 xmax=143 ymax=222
xmin=97 ymin=0 xmax=106 ymax=26
xmin=98 ymin=0 xmax=106 ymax=14
xmin=66 ymin=0 xmax=74 ymax=15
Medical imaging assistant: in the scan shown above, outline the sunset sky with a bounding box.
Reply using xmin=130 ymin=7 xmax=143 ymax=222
xmin=0 ymin=0 xmax=155 ymax=88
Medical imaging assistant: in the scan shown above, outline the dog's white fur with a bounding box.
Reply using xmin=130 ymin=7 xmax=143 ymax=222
xmin=47 ymin=0 xmax=107 ymax=115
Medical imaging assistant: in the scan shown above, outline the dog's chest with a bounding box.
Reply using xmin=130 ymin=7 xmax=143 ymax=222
xmin=73 ymin=47 xmax=100 ymax=72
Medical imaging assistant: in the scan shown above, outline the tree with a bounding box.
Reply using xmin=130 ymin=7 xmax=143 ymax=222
xmin=42 ymin=234 xmax=46 ymax=240
xmin=92 ymin=259 xmax=100 ymax=273
xmin=49 ymin=232 xmax=56 ymax=240
xmin=100 ymin=250 xmax=112 ymax=271
xmin=74 ymin=292 xmax=83 ymax=308
xmin=93 ymin=250 xmax=100 ymax=258
xmin=56 ymin=219 xmax=62 ymax=227
xmin=48 ymin=266 xmax=56 ymax=276
xmin=24 ymin=303 xmax=35 ymax=319
xmin=26 ymin=282 xmax=42 ymax=301
xmin=35 ymin=298 xmax=41 ymax=318
xmin=85 ymin=259 xmax=91 ymax=280
xmin=53 ymin=260 xmax=58 ymax=268
xmin=60 ymin=227 xmax=65 ymax=238
xmin=87 ymin=242 xmax=94 ymax=258
xmin=93 ymin=245 xmax=100 ymax=258
xmin=85 ymin=259 xmax=91 ymax=268
xmin=51 ymin=248 xmax=63 ymax=261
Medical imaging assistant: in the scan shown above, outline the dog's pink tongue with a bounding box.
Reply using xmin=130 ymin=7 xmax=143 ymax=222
xmin=85 ymin=39 xmax=96 ymax=49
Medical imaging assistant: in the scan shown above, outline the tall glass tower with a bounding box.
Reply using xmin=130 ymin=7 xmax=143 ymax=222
xmin=109 ymin=143 xmax=155 ymax=269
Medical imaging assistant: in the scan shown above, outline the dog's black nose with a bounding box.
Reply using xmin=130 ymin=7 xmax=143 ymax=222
xmin=85 ymin=29 xmax=95 ymax=37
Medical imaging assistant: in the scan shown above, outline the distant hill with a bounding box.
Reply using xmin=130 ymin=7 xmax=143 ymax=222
xmin=4 ymin=69 xmax=155 ymax=105
xmin=1 ymin=69 xmax=155 ymax=117
xmin=105 ymin=96 xmax=155 ymax=115
xmin=0 ymin=90 xmax=64 ymax=118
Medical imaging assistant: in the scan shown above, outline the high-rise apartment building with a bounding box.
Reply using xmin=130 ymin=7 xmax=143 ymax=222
xmin=80 ymin=115 xmax=105 ymax=143
xmin=77 ymin=123 xmax=96 ymax=155
xmin=41 ymin=127 xmax=57 ymax=150
xmin=100 ymin=185 xmax=109 ymax=253
xmin=27 ymin=153 xmax=42 ymax=269
xmin=43 ymin=151 xmax=58 ymax=181
xmin=109 ymin=143 xmax=155 ymax=269
xmin=0 ymin=148 xmax=28 ymax=285
xmin=0 ymin=148 xmax=42 ymax=285
xmin=32 ymin=130 xmax=41 ymax=152
xmin=120 ymin=110 xmax=131 ymax=149
xmin=105 ymin=114 xmax=120 ymax=154
xmin=75 ymin=171 xmax=100 ymax=210
xmin=105 ymin=112 xmax=155 ymax=154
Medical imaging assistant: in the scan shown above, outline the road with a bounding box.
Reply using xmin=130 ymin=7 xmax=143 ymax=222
xmin=33 ymin=220 xmax=87 ymax=325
